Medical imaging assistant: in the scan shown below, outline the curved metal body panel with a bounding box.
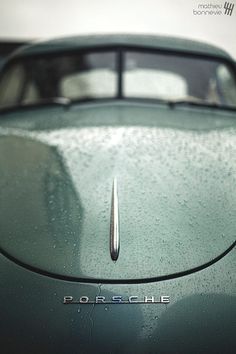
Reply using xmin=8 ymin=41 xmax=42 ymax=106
xmin=1 ymin=103 xmax=236 ymax=282
xmin=1 ymin=248 xmax=236 ymax=354
xmin=1 ymin=35 xmax=236 ymax=353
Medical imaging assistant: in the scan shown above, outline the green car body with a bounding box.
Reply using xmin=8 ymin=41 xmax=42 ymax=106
xmin=0 ymin=35 xmax=236 ymax=353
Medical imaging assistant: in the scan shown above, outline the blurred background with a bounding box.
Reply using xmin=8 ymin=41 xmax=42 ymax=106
xmin=0 ymin=0 xmax=235 ymax=62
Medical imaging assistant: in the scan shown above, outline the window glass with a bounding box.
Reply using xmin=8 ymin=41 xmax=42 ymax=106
xmin=216 ymin=64 xmax=236 ymax=106
xmin=59 ymin=52 xmax=117 ymax=99
xmin=0 ymin=64 xmax=26 ymax=107
xmin=0 ymin=51 xmax=117 ymax=107
xmin=124 ymin=51 xmax=236 ymax=106
xmin=0 ymin=49 xmax=236 ymax=109
xmin=124 ymin=68 xmax=187 ymax=99
xmin=60 ymin=52 xmax=117 ymax=99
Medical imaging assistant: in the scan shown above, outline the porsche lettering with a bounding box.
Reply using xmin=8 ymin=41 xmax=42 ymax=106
xmin=63 ymin=295 xmax=170 ymax=304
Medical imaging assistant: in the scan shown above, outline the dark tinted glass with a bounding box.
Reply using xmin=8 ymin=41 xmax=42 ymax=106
xmin=124 ymin=51 xmax=236 ymax=106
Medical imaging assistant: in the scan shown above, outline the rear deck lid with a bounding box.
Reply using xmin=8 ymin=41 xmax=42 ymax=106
xmin=0 ymin=126 xmax=236 ymax=281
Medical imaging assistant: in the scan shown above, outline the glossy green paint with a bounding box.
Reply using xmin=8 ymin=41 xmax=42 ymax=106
xmin=0 ymin=102 xmax=236 ymax=282
xmin=11 ymin=34 xmax=232 ymax=60
xmin=1 ymin=242 xmax=236 ymax=354
xmin=1 ymin=35 xmax=236 ymax=353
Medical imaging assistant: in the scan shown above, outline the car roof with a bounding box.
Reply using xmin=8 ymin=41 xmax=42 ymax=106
xmin=11 ymin=34 xmax=232 ymax=61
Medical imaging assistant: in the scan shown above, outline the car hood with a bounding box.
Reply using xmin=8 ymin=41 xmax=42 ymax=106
xmin=0 ymin=105 xmax=236 ymax=281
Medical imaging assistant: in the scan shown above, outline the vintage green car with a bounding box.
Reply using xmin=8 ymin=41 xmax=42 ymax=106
xmin=0 ymin=35 xmax=236 ymax=354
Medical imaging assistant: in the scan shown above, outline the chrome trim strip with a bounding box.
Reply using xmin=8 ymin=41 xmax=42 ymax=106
xmin=110 ymin=178 xmax=120 ymax=261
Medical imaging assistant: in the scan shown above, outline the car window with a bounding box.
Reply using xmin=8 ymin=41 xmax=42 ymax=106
xmin=22 ymin=82 xmax=40 ymax=104
xmin=216 ymin=64 xmax=236 ymax=106
xmin=60 ymin=69 xmax=116 ymax=99
xmin=0 ymin=51 xmax=117 ymax=107
xmin=0 ymin=64 xmax=26 ymax=107
xmin=59 ymin=52 xmax=117 ymax=99
xmin=124 ymin=69 xmax=187 ymax=99
xmin=123 ymin=51 xmax=236 ymax=106
xmin=0 ymin=48 xmax=236 ymax=109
